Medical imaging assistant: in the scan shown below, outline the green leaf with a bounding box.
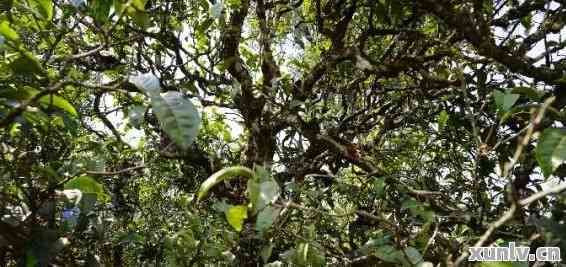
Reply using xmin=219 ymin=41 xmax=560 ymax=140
xmin=10 ymin=55 xmax=43 ymax=75
xmin=247 ymin=179 xmax=280 ymax=212
xmin=90 ymin=0 xmax=112 ymax=23
xmin=79 ymin=193 xmax=97 ymax=213
xmin=294 ymin=242 xmax=325 ymax=267
xmin=226 ymin=0 xmax=240 ymax=8
xmin=494 ymin=90 xmax=520 ymax=112
xmin=225 ymin=205 xmax=247 ymax=231
xmin=197 ymin=166 xmax=255 ymax=201
xmin=64 ymin=176 xmax=109 ymax=202
xmin=150 ymin=91 xmax=201 ymax=149
xmin=129 ymin=73 xmax=161 ymax=95
xmin=401 ymin=198 xmax=418 ymax=209
xmin=511 ymin=86 xmax=541 ymax=101
xmin=25 ymin=254 xmax=38 ymax=267
xmin=24 ymin=87 xmax=78 ymax=117
xmin=254 ymin=165 xmax=271 ymax=182
xmin=0 ymin=21 xmax=19 ymax=42
xmin=131 ymin=0 xmax=147 ymax=11
xmin=535 ymin=128 xmax=566 ymax=178
xmin=132 ymin=11 xmax=151 ymax=28
xmin=29 ymin=0 xmax=53 ymax=20
xmin=247 ymin=166 xmax=280 ymax=212
xmin=127 ymin=105 xmax=145 ymax=128
xmin=258 ymin=181 xmax=280 ymax=209
xmin=403 ymin=247 xmax=423 ymax=265
xmin=437 ymin=110 xmax=449 ymax=130
xmin=374 ymin=245 xmax=404 ymax=264
xmin=256 ymin=206 xmax=280 ymax=234
xmin=520 ymin=13 xmax=532 ymax=29
xmin=261 ymin=243 xmax=274 ymax=263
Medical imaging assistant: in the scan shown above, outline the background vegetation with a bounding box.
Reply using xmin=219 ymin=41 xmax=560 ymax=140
xmin=1 ymin=0 xmax=566 ymax=265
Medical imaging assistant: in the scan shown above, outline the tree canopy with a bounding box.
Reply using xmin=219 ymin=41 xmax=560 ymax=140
xmin=1 ymin=0 xmax=566 ymax=266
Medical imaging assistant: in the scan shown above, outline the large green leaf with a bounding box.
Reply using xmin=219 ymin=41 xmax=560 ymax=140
xmin=29 ymin=0 xmax=53 ymax=20
xmin=90 ymin=0 xmax=112 ymax=23
xmin=10 ymin=55 xmax=43 ymax=75
xmin=0 ymin=21 xmax=19 ymax=42
xmin=256 ymin=206 xmax=279 ymax=234
xmin=247 ymin=179 xmax=280 ymax=212
xmin=535 ymin=128 xmax=566 ymax=178
xmin=24 ymin=86 xmax=78 ymax=117
xmin=225 ymin=205 xmax=247 ymax=232
xmin=197 ymin=166 xmax=255 ymax=201
xmin=150 ymin=91 xmax=201 ymax=149
xmin=64 ymin=176 xmax=109 ymax=202
xmin=129 ymin=73 xmax=160 ymax=95
xmin=494 ymin=90 xmax=519 ymax=113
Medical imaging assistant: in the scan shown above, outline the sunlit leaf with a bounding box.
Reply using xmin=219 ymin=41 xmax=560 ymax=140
xmin=29 ymin=0 xmax=53 ymax=20
xmin=24 ymin=86 xmax=78 ymax=117
xmin=131 ymin=0 xmax=147 ymax=11
xmin=247 ymin=179 xmax=280 ymax=212
xmin=64 ymin=176 xmax=109 ymax=202
xmin=520 ymin=13 xmax=532 ymax=29
xmin=259 ymin=181 xmax=280 ymax=208
xmin=437 ymin=110 xmax=449 ymax=130
xmin=535 ymin=128 xmax=566 ymax=178
xmin=0 ymin=21 xmax=19 ymax=42
xmin=130 ymin=73 xmax=161 ymax=95
xmin=132 ymin=11 xmax=151 ymax=28
xmin=150 ymin=91 xmax=201 ymax=149
xmin=58 ymin=189 xmax=82 ymax=205
xmin=225 ymin=205 xmax=247 ymax=231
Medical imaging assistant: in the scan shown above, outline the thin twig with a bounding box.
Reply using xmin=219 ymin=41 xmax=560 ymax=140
xmin=454 ymin=97 xmax=555 ymax=266
xmin=274 ymin=200 xmax=397 ymax=233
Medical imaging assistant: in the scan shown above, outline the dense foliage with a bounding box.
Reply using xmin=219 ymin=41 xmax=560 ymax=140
xmin=1 ymin=0 xmax=566 ymax=265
